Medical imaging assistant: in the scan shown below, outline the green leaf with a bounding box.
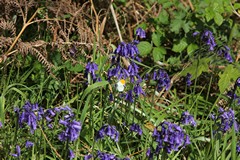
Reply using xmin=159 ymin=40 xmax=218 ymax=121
xmin=205 ymin=8 xmax=215 ymax=22
xmin=172 ymin=38 xmax=188 ymax=53
xmin=180 ymin=58 xmax=211 ymax=79
xmin=152 ymin=33 xmax=161 ymax=47
xmin=234 ymin=3 xmax=240 ymax=10
xmin=138 ymin=41 xmax=152 ymax=57
xmin=187 ymin=43 xmax=199 ymax=55
xmin=152 ymin=46 xmax=166 ymax=62
xmin=218 ymin=65 xmax=240 ymax=93
xmin=170 ymin=19 xmax=183 ymax=34
xmin=214 ymin=12 xmax=223 ymax=26
xmin=157 ymin=9 xmax=169 ymax=25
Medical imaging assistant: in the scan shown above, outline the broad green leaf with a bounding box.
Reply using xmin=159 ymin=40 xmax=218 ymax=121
xmin=172 ymin=38 xmax=188 ymax=53
xmin=152 ymin=33 xmax=161 ymax=47
xmin=180 ymin=57 xmax=211 ymax=79
xmin=234 ymin=3 xmax=240 ymax=10
xmin=157 ymin=9 xmax=169 ymax=25
xmin=214 ymin=13 xmax=223 ymax=26
xmin=218 ymin=65 xmax=240 ymax=93
xmin=187 ymin=43 xmax=199 ymax=55
xmin=138 ymin=41 xmax=152 ymax=57
xmin=152 ymin=46 xmax=166 ymax=62
xmin=205 ymin=8 xmax=215 ymax=22
xmin=170 ymin=19 xmax=183 ymax=34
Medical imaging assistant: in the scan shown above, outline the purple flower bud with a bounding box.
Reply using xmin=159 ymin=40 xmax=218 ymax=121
xmin=136 ymin=27 xmax=146 ymax=38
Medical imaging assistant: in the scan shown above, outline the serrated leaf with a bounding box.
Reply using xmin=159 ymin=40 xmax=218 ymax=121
xmin=152 ymin=46 xmax=166 ymax=62
xmin=187 ymin=43 xmax=199 ymax=55
xmin=170 ymin=19 xmax=183 ymax=34
xmin=172 ymin=38 xmax=188 ymax=53
xmin=214 ymin=12 xmax=223 ymax=26
xmin=138 ymin=41 xmax=152 ymax=57
xmin=218 ymin=65 xmax=240 ymax=93
xmin=181 ymin=58 xmax=210 ymax=79
xmin=157 ymin=9 xmax=169 ymax=25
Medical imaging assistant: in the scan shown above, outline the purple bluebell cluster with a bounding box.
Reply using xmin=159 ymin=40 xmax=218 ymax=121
xmin=108 ymin=41 xmax=141 ymax=81
xmin=18 ymin=101 xmax=43 ymax=134
xmin=129 ymin=123 xmax=142 ymax=135
xmin=217 ymin=46 xmax=233 ymax=63
xmin=58 ymin=118 xmax=82 ymax=142
xmin=25 ymin=141 xmax=34 ymax=148
xmin=150 ymin=121 xmax=190 ymax=155
xmin=96 ymin=124 xmax=119 ymax=142
xmin=211 ymin=107 xmax=239 ymax=133
xmin=136 ymin=27 xmax=146 ymax=39
xmin=95 ymin=151 xmax=130 ymax=160
xmin=85 ymin=62 xmax=100 ymax=82
xmin=153 ymin=69 xmax=171 ymax=91
xmin=200 ymin=30 xmax=216 ymax=51
xmin=107 ymin=28 xmax=146 ymax=102
xmin=0 ymin=121 xmax=2 ymax=128
xmin=11 ymin=145 xmax=21 ymax=157
xmin=181 ymin=111 xmax=197 ymax=127
xmin=186 ymin=73 xmax=192 ymax=87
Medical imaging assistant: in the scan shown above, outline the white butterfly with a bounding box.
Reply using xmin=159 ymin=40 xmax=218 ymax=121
xmin=116 ymin=79 xmax=126 ymax=92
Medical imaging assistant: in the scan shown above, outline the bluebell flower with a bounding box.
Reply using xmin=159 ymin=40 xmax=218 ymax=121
xmin=96 ymin=125 xmax=119 ymax=142
xmin=125 ymin=90 xmax=134 ymax=103
xmin=19 ymin=101 xmax=41 ymax=134
xmin=58 ymin=118 xmax=82 ymax=142
xmin=153 ymin=69 xmax=170 ymax=91
xmin=97 ymin=151 xmax=116 ymax=160
xmin=152 ymin=121 xmax=190 ymax=154
xmin=218 ymin=107 xmax=239 ymax=133
xmin=85 ymin=62 xmax=98 ymax=81
xmin=192 ymin=31 xmax=200 ymax=36
xmin=236 ymin=77 xmax=240 ymax=87
xmin=133 ymin=83 xmax=145 ymax=97
xmin=237 ymin=141 xmax=240 ymax=153
xmin=211 ymin=107 xmax=239 ymax=133
xmin=69 ymin=149 xmax=75 ymax=160
xmin=130 ymin=123 xmax=142 ymax=135
xmin=146 ymin=148 xmax=153 ymax=160
xmin=181 ymin=111 xmax=197 ymax=127
xmin=136 ymin=27 xmax=146 ymax=39
xmin=201 ymin=30 xmax=216 ymax=51
xmin=84 ymin=154 xmax=93 ymax=160
xmin=25 ymin=141 xmax=34 ymax=148
xmin=0 ymin=121 xmax=2 ymax=128
xmin=11 ymin=145 xmax=21 ymax=157
xmin=217 ymin=46 xmax=233 ymax=63
xmin=186 ymin=73 xmax=192 ymax=87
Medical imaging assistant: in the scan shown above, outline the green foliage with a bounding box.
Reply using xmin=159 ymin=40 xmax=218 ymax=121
xmin=218 ymin=65 xmax=240 ymax=93
xmin=138 ymin=41 xmax=152 ymax=56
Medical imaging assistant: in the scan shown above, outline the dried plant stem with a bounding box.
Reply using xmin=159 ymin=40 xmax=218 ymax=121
xmin=39 ymin=125 xmax=64 ymax=160
xmin=110 ymin=3 xmax=123 ymax=42
xmin=110 ymin=2 xmax=130 ymax=67
xmin=5 ymin=8 xmax=41 ymax=56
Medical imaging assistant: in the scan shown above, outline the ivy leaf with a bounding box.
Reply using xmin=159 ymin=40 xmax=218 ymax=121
xmin=218 ymin=65 xmax=240 ymax=93
xmin=152 ymin=46 xmax=166 ymax=62
xmin=172 ymin=38 xmax=188 ymax=53
xmin=138 ymin=41 xmax=152 ymax=57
